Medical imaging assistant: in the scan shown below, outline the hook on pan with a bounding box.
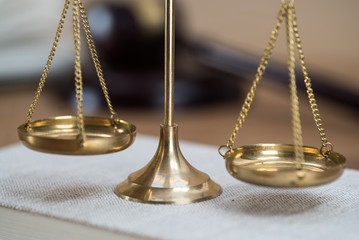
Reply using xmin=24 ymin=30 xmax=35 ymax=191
xmin=218 ymin=145 xmax=232 ymax=158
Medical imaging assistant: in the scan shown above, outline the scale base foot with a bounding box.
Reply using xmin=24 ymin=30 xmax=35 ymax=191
xmin=115 ymin=124 xmax=222 ymax=204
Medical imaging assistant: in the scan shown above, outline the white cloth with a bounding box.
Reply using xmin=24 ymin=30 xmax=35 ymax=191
xmin=0 ymin=135 xmax=358 ymax=240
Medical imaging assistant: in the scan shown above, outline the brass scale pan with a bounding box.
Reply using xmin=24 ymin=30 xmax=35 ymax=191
xmin=219 ymin=2 xmax=345 ymax=188
xmin=17 ymin=0 xmax=136 ymax=155
xmin=18 ymin=116 xmax=136 ymax=155
xmin=223 ymin=144 xmax=345 ymax=187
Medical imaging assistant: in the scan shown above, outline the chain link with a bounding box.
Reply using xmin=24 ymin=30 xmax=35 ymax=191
xmin=25 ymin=0 xmax=70 ymax=126
xmin=78 ymin=0 xmax=119 ymax=124
xmin=225 ymin=4 xmax=287 ymax=149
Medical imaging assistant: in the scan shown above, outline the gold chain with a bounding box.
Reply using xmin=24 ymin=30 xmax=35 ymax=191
xmin=25 ymin=0 xmax=120 ymax=140
xmin=25 ymin=0 xmax=71 ymax=126
xmin=78 ymin=0 xmax=119 ymax=123
xmin=225 ymin=4 xmax=287 ymax=149
xmin=72 ymin=0 xmax=86 ymax=141
xmin=290 ymin=5 xmax=332 ymax=154
xmin=222 ymin=1 xmax=332 ymax=156
xmin=286 ymin=4 xmax=304 ymax=165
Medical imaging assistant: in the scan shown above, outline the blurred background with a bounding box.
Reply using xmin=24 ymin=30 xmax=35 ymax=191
xmin=0 ymin=0 xmax=358 ymax=168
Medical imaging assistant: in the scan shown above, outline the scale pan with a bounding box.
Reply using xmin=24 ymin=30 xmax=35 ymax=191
xmin=18 ymin=116 xmax=136 ymax=155
xmin=224 ymin=144 xmax=345 ymax=187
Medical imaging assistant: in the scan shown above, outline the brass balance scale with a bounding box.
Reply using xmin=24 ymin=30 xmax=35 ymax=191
xmin=17 ymin=0 xmax=345 ymax=204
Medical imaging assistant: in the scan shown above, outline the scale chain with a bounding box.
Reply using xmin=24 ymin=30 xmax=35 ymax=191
xmin=78 ymin=0 xmax=119 ymax=124
xmin=25 ymin=0 xmax=119 ymax=141
xmin=73 ymin=0 xmax=86 ymax=142
xmin=290 ymin=5 xmax=332 ymax=155
xmin=223 ymin=1 xmax=333 ymax=157
xmin=225 ymin=4 xmax=287 ymax=149
xmin=25 ymin=0 xmax=70 ymax=126
xmin=286 ymin=4 xmax=304 ymax=166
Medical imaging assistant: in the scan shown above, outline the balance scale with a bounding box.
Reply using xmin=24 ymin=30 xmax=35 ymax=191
xmin=17 ymin=0 xmax=345 ymax=204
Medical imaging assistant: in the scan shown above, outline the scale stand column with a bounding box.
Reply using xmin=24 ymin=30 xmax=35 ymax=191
xmin=115 ymin=0 xmax=222 ymax=204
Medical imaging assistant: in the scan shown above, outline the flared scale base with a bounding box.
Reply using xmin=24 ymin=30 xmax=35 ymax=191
xmin=115 ymin=124 xmax=222 ymax=204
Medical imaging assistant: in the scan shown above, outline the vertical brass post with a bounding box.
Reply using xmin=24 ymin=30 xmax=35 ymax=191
xmin=115 ymin=0 xmax=222 ymax=204
xmin=164 ymin=0 xmax=175 ymax=126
